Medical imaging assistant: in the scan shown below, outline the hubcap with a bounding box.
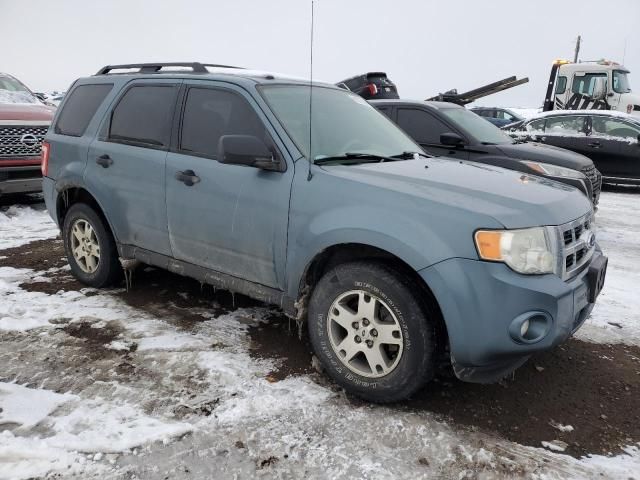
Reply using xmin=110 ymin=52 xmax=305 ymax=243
xmin=70 ymin=219 xmax=100 ymax=274
xmin=327 ymin=290 xmax=404 ymax=378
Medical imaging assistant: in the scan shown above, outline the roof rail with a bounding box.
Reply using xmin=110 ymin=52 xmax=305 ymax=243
xmin=95 ymin=62 xmax=242 ymax=75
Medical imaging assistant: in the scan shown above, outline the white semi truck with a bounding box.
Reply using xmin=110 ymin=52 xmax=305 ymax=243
xmin=543 ymin=59 xmax=640 ymax=117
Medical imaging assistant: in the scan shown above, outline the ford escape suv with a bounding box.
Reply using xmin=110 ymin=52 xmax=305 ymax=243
xmin=42 ymin=62 xmax=607 ymax=402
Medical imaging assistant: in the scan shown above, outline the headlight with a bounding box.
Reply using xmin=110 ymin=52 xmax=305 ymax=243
xmin=521 ymin=161 xmax=585 ymax=179
xmin=474 ymin=227 xmax=558 ymax=275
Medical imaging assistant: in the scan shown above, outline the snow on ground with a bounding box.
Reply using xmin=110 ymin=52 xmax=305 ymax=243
xmin=575 ymin=190 xmax=640 ymax=346
xmin=0 ymin=203 xmax=59 ymax=249
xmin=0 ymin=191 xmax=639 ymax=479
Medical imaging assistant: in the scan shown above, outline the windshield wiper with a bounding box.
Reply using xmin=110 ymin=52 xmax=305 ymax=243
xmin=314 ymin=152 xmax=401 ymax=165
xmin=390 ymin=151 xmax=431 ymax=159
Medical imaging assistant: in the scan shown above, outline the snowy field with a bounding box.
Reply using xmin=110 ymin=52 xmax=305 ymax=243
xmin=0 ymin=191 xmax=639 ymax=479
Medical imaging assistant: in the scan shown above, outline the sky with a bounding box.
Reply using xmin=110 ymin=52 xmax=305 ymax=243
xmin=1 ymin=0 xmax=639 ymax=108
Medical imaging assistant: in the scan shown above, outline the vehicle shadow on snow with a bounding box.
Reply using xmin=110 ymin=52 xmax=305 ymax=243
xmin=2 ymin=235 xmax=639 ymax=460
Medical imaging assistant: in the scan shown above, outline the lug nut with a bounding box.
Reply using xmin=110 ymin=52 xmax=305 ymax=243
xmin=362 ymin=318 xmax=370 ymax=326
xmin=352 ymin=322 xmax=359 ymax=329
xmin=355 ymin=336 xmax=362 ymax=343
xmin=370 ymin=329 xmax=378 ymax=337
xmin=366 ymin=340 xmax=374 ymax=348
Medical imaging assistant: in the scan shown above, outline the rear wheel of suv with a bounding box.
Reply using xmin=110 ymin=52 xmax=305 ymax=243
xmin=307 ymin=261 xmax=437 ymax=403
xmin=62 ymin=203 xmax=121 ymax=288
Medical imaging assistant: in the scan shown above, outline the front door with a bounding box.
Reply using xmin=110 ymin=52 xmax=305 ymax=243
xmin=85 ymin=81 xmax=180 ymax=256
xmin=165 ymin=82 xmax=293 ymax=289
xmin=395 ymin=107 xmax=470 ymax=159
xmin=588 ymin=116 xmax=640 ymax=178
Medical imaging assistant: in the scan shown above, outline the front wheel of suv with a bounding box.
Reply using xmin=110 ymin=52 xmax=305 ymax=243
xmin=62 ymin=203 xmax=121 ymax=288
xmin=307 ymin=261 xmax=438 ymax=403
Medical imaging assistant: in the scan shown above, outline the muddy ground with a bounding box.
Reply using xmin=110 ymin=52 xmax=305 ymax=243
xmin=1 ymin=237 xmax=638 ymax=461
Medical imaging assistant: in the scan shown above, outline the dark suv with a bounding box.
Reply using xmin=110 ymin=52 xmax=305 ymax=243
xmin=0 ymin=73 xmax=54 ymax=196
xmin=42 ymin=62 xmax=606 ymax=402
xmin=371 ymin=99 xmax=602 ymax=206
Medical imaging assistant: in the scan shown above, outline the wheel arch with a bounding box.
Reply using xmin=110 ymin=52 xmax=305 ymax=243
xmin=55 ymin=186 xmax=118 ymax=243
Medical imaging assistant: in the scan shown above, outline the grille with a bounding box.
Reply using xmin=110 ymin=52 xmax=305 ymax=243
xmin=560 ymin=212 xmax=595 ymax=280
xmin=0 ymin=125 xmax=48 ymax=158
xmin=581 ymin=165 xmax=602 ymax=205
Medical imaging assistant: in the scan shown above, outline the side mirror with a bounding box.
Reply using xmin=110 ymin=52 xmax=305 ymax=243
xmin=440 ymin=132 xmax=466 ymax=147
xmin=592 ymin=77 xmax=607 ymax=100
xmin=217 ymin=135 xmax=280 ymax=171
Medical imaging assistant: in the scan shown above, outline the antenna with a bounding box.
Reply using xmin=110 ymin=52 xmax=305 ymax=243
xmin=307 ymin=0 xmax=315 ymax=181
xmin=622 ymin=38 xmax=627 ymax=65
xmin=573 ymin=35 xmax=581 ymax=63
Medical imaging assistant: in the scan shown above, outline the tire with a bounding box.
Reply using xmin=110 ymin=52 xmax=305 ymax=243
xmin=62 ymin=203 xmax=121 ymax=288
xmin=308 ymin=261 xmax=437 ymax=403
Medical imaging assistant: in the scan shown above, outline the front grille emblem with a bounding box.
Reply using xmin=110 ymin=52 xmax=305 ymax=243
xmin=20 ymin=134 xmax=39 ymax=147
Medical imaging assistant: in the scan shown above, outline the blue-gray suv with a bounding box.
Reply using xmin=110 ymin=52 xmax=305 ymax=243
xmin=42 ymin=62 xmax=608 ymax=402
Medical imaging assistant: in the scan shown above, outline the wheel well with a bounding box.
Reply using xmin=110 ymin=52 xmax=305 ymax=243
xmin=298 ymin=243 xmax=448 ymax=348
xmin=56 ymin=188 xmax=112 ymax=237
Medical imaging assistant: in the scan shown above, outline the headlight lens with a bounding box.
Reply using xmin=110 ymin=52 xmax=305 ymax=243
xmin=521 ymin=161 xmax=585 ymax=179
xmin=474 ymin=227 xmax=557 ymax=274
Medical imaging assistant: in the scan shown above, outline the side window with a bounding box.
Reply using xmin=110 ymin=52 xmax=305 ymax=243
xmin=544 ymin=116 xmax=586 ymax=136
xmin=376 ymin=106 xmax=392 ymax=119
xmin=571 ymin=73 xmax=607 ymax=96
xmin=180 ymin=88 xmax=268 ymax=158
xmin=555 ymin=76 xmax=567 ymax=94
xmin=591 ymin=117 xmax=640 ymax=140
xmin=396 ymin=108 xmax=450 ymax=144
xmin=54 ymin=84 xmax=113 ymax=136
xmin=525 ymin=118 xmax=545 ymax=132
xmin=109 ymin=85 xmax=177 ymax=148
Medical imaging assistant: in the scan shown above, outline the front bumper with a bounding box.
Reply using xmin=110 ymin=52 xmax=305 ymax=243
xmin=420 ymin=250 xmax=606 ymax=383
xmin=0 ymin=165 xmax=42 ymax=195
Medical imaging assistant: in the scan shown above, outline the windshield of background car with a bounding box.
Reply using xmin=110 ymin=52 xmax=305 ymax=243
xmin=259 ymin=85 xmax=420 ymax=160
xmin=440 ymin=107 xmax=514 ymax=144
xmin=613 ymin=70 xmax=631 ymax=94
xmin=0 ymin=75 xmax=39 ymax=104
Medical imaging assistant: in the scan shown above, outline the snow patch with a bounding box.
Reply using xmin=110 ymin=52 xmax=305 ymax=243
xmin=0 ymin=205 xmax=59 ymax=249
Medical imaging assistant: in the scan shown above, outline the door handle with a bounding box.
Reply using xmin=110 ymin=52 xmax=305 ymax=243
xmin=588 ymin=141 xmax=601 ymax=148
xmin=175 ymin=169 xmax=200 ymax=186
xmin=96 ymin=154 xmax=113 ymax=168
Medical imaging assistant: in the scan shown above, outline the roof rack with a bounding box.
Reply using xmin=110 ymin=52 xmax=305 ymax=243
xmin=95 ymin=62 xmax=242 ymax=75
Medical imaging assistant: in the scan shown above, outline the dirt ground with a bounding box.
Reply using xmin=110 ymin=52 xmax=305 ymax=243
xmin=1 ymin=237 xmax=638 ymax=461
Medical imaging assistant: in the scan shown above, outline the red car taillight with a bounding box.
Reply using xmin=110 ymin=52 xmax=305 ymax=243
xmin=41 ymin=141 xmax=50 ymax=176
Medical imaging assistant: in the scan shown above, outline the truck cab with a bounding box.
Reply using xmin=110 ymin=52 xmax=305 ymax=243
xmin=544 ymin=59 xmax=640 ymax=117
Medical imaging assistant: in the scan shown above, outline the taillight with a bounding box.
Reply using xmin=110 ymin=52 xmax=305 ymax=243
xmin=366 ymin=83 xmax=378 ymax=96
xmin=41 ymin=141 xmax=50 ymax=176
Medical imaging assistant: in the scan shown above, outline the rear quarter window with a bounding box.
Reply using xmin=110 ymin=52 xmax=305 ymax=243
xmin=54 ymin=84 xmax=113 ymax=136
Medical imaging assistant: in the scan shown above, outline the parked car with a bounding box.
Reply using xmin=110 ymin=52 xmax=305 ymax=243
xmin=0 ymin=73 xmax=54 ymax=196
xmin=43 ymin=62 xmax=607 ymax=402
xmin=504 ymin=110 xmax=640 ymax=185
xmin=471 ymin=107 xmax=524 ymax=127
xmin=371 ymin=99 xmax=602 ymax=206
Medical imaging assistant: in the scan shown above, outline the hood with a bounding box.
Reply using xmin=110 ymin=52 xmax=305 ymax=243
xmin=322 ymin=157 xmax=592 ymax=229
xmin=494 ymin=141 xmax=593 ymax=170
xmin=0 ymin=103 xmax=55 ymax=122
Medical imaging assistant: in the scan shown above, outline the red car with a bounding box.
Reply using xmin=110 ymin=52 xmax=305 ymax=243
xmin=0 ymin=73 xmax=55 ymax=196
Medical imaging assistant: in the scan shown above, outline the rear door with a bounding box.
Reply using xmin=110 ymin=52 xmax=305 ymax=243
xmin=588 ymin=116 xmax=640 ymax=178
xmin=86 ymin=80 xmax=179 ymax=255
xmin=396 ymin=107 xmax=469 ymax=159
xmin=165 ymin=81 xmax=293 ymax=289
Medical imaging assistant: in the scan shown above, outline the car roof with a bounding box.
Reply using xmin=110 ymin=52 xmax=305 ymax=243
xmin=369 ymin=99 xmax=464 ymax=110
xmin=83 ymin=64 xmax=337 ymax=90
xmin=526 ymin=109 xmax=640 ymax=124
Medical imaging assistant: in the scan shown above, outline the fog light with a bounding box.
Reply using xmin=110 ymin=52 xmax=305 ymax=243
xmin=520 ymin=319 xmax=530 ymax=337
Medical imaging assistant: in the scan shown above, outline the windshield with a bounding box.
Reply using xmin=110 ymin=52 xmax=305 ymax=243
xmin=440 ymin=107 xmax=515 ymax=145
xmin=613 ymin=70 xmax=631 ymax=94
xmin=0 ymin=75 xmax=38 ymax=104
xmin=259 ymin=85 xmax=420 ymax=161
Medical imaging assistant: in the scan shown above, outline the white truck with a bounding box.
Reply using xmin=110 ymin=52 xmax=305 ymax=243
xmin=543 ymin=59 xmax=640 ymax=117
